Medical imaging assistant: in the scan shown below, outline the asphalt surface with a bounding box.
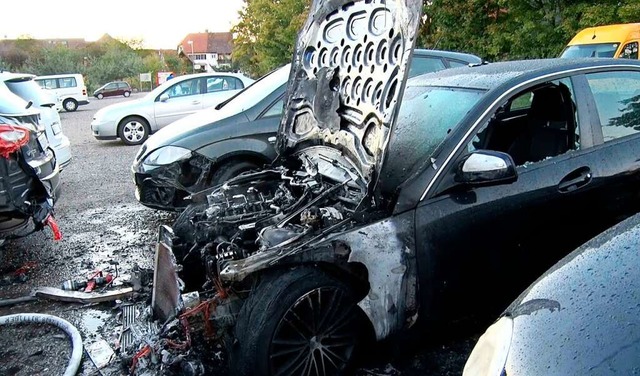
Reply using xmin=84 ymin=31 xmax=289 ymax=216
xmin=0 ymin=94 xmax=480 ymax=375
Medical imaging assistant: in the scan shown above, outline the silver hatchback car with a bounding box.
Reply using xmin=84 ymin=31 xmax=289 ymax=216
xmin=90 ymin=72 xmax=254 ymax=145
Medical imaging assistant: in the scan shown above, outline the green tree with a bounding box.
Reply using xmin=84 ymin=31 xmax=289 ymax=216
xmin=163 ymin=54 xmax=190 ymax=75
xmin=86 ymin=45 xmax=144 ymax=90
xmin=0 ymin=38 xmax=41 ymax=71
xmin=23 ymin=45 xmax=86 ymax=75
xmin=233 ymin=0 xmax=310 ymax=77
xmin=419 ymin=0 xmax=640 ymax=62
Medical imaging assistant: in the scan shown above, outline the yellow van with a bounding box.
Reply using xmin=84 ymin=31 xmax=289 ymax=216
xmin=560 ymin=23 xmax=640 ymax=59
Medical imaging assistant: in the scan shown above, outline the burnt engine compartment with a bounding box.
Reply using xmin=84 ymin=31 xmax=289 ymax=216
xmin=175 ymin=148 xmax=366 ymax=284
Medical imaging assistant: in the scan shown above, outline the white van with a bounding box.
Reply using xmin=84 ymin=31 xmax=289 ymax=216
xmin=34 ymin=73 xmax=90 ymax=112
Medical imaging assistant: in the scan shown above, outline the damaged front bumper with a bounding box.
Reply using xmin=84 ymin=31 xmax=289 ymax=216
xmin=132 ymin=152 xmax=215 ymax=211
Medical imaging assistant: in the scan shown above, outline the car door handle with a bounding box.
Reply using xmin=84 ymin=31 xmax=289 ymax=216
xmin=191 ymin=100 xmax=201 ymax=105
xmin=558 ymin=167 xmax=592 ymax=193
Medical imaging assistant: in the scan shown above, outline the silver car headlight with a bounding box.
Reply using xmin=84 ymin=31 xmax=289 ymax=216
xmin=142 ymin=146 xmax=192 ymax=166
xmin=463 ymin=316 xmax=513 ymax=376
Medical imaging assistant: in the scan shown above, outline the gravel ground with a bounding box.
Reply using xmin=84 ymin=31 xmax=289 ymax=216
xmin=0 ymin=94 xmax=481 ymax=375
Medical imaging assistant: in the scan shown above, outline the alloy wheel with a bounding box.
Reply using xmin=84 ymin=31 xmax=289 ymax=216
xmin=269 ymin=287 xmax=358 ymax=376
xmin=122 ymin=121 xmax=146 ymax=143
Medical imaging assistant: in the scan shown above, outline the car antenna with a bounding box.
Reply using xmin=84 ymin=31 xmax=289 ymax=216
xmin=592 ymin=28 xmax=597 ymax=40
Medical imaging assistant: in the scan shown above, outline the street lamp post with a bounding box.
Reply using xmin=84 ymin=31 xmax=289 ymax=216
xmin=187 ymin=40 xmax=194 ymax=73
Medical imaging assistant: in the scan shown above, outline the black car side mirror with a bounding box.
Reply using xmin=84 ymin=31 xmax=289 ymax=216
xmin=455 ymin=150 xmax=517 ymax=185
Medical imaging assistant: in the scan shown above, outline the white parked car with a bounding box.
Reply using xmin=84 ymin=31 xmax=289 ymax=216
xmin=1 ymin=72 xmax=72 ymax=170
xmin=91 ymin=72 xmax=254 ymax=145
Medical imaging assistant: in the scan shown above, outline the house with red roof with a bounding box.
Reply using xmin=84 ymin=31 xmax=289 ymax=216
xmin=178 ymin=32 xmax=234 ymax=72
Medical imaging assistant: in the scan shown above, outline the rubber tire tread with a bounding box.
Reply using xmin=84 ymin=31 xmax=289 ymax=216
xmin=230 ymin=266 xmax=358 ymax=376
xmin=118 ymin=116 xmax=150 ymax=146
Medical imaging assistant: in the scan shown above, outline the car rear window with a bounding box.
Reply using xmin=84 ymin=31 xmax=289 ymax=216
xmin=408 ymin=57 xmax=446 ymax=78
xmin=5 ymin=79 xmax=55 ymax=107
xmin=0 ymin=83 xmax=33 ymax=115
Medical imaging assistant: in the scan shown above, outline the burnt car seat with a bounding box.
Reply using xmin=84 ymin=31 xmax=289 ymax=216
xmin=507 ymin=85 xmax=574 ymax=165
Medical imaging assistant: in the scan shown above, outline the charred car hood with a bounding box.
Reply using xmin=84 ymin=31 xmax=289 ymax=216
xmin=277 ymin=0 xmax=422 ymax=201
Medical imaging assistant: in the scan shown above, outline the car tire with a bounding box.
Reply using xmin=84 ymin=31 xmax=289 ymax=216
xmin=124 ymin=91 xmax=131 ymax=97
xmin=118 ymin=116 xmax=150 ymax=146
xmin=97 ymin=93 xmax=104 ymax=99
xmin=63 ymin=99 xmax=78 ymax=112
xmin=229 ymin=267 xmax=367 ymax=376
xmin=210 ymin=160 xmax=260 ymax=186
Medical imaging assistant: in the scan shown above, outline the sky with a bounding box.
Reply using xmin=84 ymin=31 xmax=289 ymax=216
xmin=1 ymin=0 xmax=245 ymax=50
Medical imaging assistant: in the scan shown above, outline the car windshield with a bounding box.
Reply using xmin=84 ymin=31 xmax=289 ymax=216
xmin=382 ymin=85 xmax=486 ymax=186
xmin=560 ymin=43 xmax=620 ymax=58
xmin=215 ymin=65 xmax=290 ymax=112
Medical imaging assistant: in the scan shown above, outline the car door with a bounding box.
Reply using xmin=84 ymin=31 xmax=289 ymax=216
xmin=153 ymin=77 xmax=206 ymax=128
xmin=118 ymin=82 xmax=130 ymax=95
xmin=413 ymin=73 xmax=619 ymax=323
xmin=104 ymin=83 xmax=118 ymax=96
xmin=576 ymin=69 xmax=640 ymax=222
xmin=111 ymin=82 xmax=123 ymax=96
xmin=202 ymin=76 xmax=244 ymax=108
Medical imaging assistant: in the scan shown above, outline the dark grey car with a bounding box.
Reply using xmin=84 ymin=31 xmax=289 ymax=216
xmin=464 ymin=211 xmax=640 ymax=376
xmin=0 ymin=81 xmax=61 ymax=241
xmin=132 ymin=49 xmax=482 ymax=211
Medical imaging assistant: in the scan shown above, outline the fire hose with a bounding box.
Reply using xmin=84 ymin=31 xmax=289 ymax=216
xmin=0 ymin=313 xmax=83 ymax=376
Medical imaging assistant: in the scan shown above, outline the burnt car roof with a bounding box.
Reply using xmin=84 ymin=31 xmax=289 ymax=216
xmin=408 ymin=57 xmax=640 ymax=90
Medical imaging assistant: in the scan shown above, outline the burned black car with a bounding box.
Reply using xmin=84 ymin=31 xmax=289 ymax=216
xmin=150 ymin=1 xmax=640 ymax=375
xmin=0 ymin=79 xmax=61 ymax=242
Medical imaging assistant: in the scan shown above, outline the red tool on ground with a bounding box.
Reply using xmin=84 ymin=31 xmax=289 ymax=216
xmin=61 ymin=270 xmax=114 ymax=292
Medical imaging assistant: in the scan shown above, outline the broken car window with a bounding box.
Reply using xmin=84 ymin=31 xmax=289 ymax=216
xmin=468 ymin=79 xmax=580 ymax=166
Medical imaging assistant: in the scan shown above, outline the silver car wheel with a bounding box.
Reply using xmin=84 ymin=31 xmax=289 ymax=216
xmin=122 ymin=121 xmax=146 ymax=143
